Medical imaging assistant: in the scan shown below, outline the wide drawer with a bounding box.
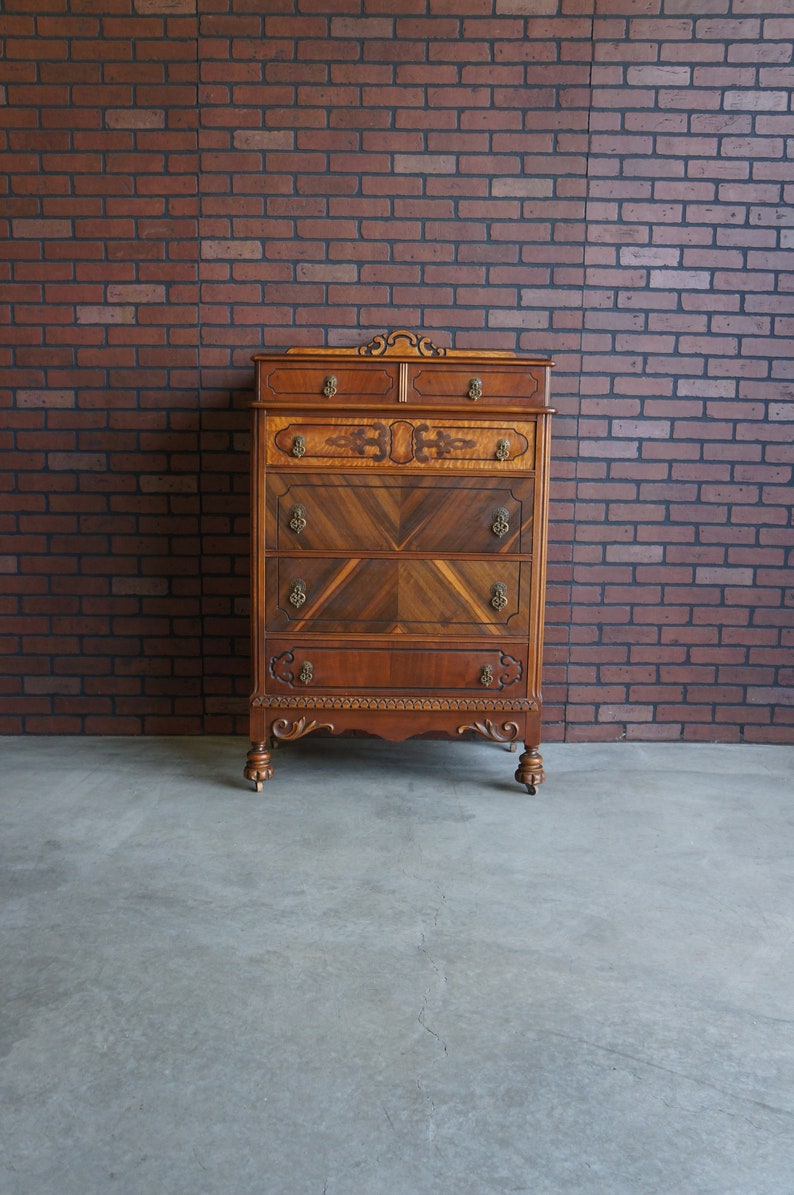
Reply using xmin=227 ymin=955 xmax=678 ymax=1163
xmin=267 ymin=415 xmax=535 ymax=470
xmin=266 ymin=558 xmax=530 ymax=636
xmin=257 ymin=361 xmax=399 ymax=405
xmin=265 ymin=640 xmax=527 ymax=695
xmin=267 ymin=474 xmax=534 ymax=555
xmin=407 ymin=363 xmax=543 ymax=407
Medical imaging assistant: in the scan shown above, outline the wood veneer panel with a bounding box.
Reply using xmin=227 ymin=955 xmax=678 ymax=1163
xmin=265 ymin=641 xmax=528 ymax=695
xmin=267 ymin=474 xmax=534 ymax=554
xmin=266 ymin=558 xmax=531 ymax=636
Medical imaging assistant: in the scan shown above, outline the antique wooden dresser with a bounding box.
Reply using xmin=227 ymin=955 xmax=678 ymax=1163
xmin=244 ymin=329 xmax=553 ymax=794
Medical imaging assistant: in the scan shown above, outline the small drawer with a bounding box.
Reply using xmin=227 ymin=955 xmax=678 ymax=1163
xmin=258 ymin=362 xmax=399 ymax=405
xmin=267 ymin=473 xmax=535 ymax=555
xmin=266 ymin=558 xmax=530 ymax=636
xmin=266 ymin=640 xmax=527 ymax=695
xmin=407 ymin=364 xmax=544 ymax=408
xmin=267 ymin=415 xmax=536 ymax=470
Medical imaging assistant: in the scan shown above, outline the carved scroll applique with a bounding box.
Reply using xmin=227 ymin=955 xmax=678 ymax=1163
xmin=271 ymin=716 xmax=333 ymax=741
xmin=456 ymin=720 xmax=520 ymax=743
xmin=358 ymin=329 xmax=446 ymax=358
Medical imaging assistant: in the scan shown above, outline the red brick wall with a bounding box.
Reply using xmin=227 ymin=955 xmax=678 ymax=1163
xmin=573 ymin=3 xmax=794 ymax=743
xmin=1 ymin=0 xmax=791 ymax=743
xmin=1 ymin=0 xmax=202 ymax=734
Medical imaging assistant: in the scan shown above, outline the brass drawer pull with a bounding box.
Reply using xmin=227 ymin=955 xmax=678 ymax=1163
xmin=492 ymin=507 xmax=509 ymax=538
xmin=288 ymin=504 xmax=307 ymax=535
xmin=480 ymin=664 xmax=494 ymax=686
xmin=322 ymin=374 xmax=337 ymax=398
xmin=292 ymin=433 xmax=306 ymax=458
xmin=298 ymin=660 xmax=313 ymax=685
xmin=491 ymin=582 xmax=508 ymax=612
xmin=467 ymin=376 xmax=482 ymax=401
xmin=289 ymin=579 xmax=307 ymax=609
xmin=495 ymin=437 xmax=510 ymax=462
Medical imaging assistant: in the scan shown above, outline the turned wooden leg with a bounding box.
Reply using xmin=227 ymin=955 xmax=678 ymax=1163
xmin=244 ymin=741 xmax=274 ymax=792
xmin=515 ymin=745 xmax=544 ymax=795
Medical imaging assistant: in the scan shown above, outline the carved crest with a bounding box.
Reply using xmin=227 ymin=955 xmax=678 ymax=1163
xmin=358 ymin=329 xmax=446 ymax=358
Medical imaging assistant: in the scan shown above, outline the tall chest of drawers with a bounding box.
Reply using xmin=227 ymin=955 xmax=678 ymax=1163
xmin=244 ymin=329 xmax=554 ymax=794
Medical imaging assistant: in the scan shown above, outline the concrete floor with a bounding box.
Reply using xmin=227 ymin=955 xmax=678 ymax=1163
xmin=1 ymin=736 xmax=793 ymax=1195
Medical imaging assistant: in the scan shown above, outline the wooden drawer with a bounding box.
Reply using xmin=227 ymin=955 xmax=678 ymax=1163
xmin=266 ymin=558 xmax=530 ymax=636
xmin=266 ymin=640 xmax=527 ymax=695
xmin=267 ymin=415 xmax=535 ymax=471
xmin=407 ymin=364 xmax=544 ymax=408
xmin=257 ymin=361 xmax=399 ymax=405
xmin=267 ymin=474 xmax=534 ymax=555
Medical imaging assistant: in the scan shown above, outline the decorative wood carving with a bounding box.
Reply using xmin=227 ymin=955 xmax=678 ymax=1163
xmin=271 ymin=716 xmax=334 ymax=741
xmin=456 ymin=720 xmax=520 ymax=743
xmin=515 ymin=745 xmax=545 ymax=795
xmin=358 ymin=328 xmax=446 ymax=357
xmin=243 ymin=741 xmax=274 ymax=793
xmin=269 ymin=650 xmax=298 ymax=687
xmin=253 ymin=694 xmax=537 ymax=712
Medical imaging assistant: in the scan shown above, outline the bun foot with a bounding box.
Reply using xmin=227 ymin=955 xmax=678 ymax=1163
xmin=515 ymin=745 xmax=544 ymax=795
xmin=244 ymin=741 xmax=274 ymax=791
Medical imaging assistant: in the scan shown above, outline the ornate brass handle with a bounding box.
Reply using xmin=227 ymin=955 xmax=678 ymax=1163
xmin=289 ymin=579 xmax=307 ymax=609
xmin=495 ymin=437 xmax=510 ymax=462
xmin=480 ymin=664 xmax=494 ymax=686
xmin=288 ymin=504 xmax=307 ymax=535
xmin=322 ymin=374 xmax=337 ymax=398
xmin=292 ymin=433 xmax=306 ymax=458
xmin=491 ymin=582 xmax=508 ymax=612
xmin=467 ymin=377 xmax=482 ymax=401
xmin=492 ymin=508 xmax=509 ymax=538
xmin=298 ymin=661 xmax=313 ymax=685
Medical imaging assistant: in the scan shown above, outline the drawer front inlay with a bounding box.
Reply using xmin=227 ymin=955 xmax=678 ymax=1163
xmin=268 ymin=416 xmax=535 ymax=469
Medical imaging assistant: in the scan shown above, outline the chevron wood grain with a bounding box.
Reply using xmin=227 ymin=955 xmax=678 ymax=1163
xmin=268 ymin=475 xmax=534 ymax=555
xmin=267 ymin=558 xmax=530 ymax=636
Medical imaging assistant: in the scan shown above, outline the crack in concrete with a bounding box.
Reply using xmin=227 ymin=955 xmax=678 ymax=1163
xmin=541 ymin=1028 xmax=794 ymax=1121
